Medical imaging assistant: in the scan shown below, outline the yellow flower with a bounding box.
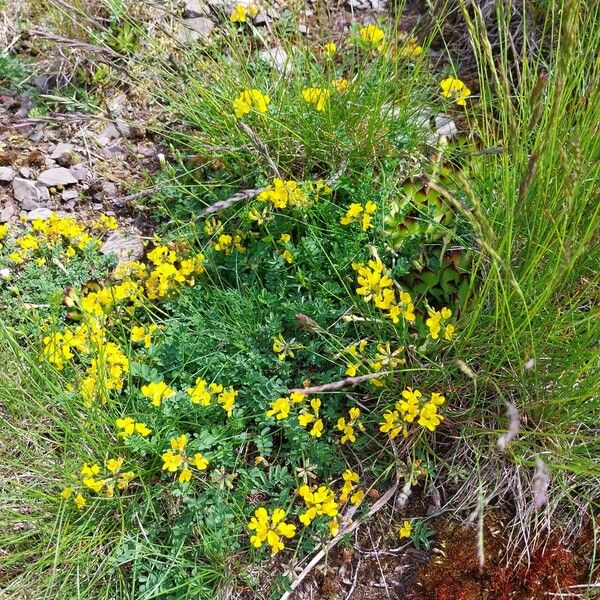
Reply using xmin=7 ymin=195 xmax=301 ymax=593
xmin=267 ymin=396 xmax=292 ymax=420
xmin=162 ymin=449 xmax=183 ymax=472
xmin=399 ymin=520 xmax=412 ymax=538
xmin=324 ymin=42 xmax=336 ymax=56
xmin=187 ymin=377 xmax=212 ymax=406
xmin=141 ymin=381 xmax=176 ymax=407
xmin=258 ymin=178 xmax=307 ymax=209
xmin=217 ymin=387 xmax=238 ymax=416
xmin=106 ymin=457 xmax=124 ymax=474
xmin=298 ymin=485 xmax=338 ymax=526
xmin=302 ymin=87 xmax=330 ymax=111
xmin=194 ymin=452 xmax=209 ymax=470
xmin=340 ymin=200 xmax=377 ymax=231
xmin=352 ymin=258 xmax=393 ymax=304
xmin=337 ymin=407 xmax=364 ymax=444
xmin=379 ymin=410 xmax=403 ymax=439
xmin=248 ymin=507 xmax=296 ymax=554
xmin=82 ymin=477 xmax=103 ymax=493
xmin=328 ymin=518 xmax=340 ymax=536
xmin=397 ymin=387 xmax=422 ymax=423
xmin=116 ymin=417 xmax=151 ymax=438
xmin=426 ymin=307 xmax=453 ymax=340
xmin=332 ymin=78 xmax=348 ymax=93
xmin=358 ymin=24 xmax=384 ymax=49
xmin=400 ymin=38 xmax=423 ymax=58
xmin=272 ymin=333 xmax=295 ymax=360
xmin=298 ymin=398 xmax=323 ymax=437
xmin=230 ymin=4 xmax=257 ymax=22
xmin=418 ymin=402 xmax=443 ymax=431
xmin=440 ymin=77 xmax=471 ymax=107
xmin=74 ymin=493 xmax=86 ymax=509
xmin=81 ymin=463 xmax=100 ymax=478
xmin=179 ymin=467 xmax=192 ymax=483
xmin=233 ymin=89 xmax=270 ymax=118
xmin=0 ymin=223 xmax=8 ymax=240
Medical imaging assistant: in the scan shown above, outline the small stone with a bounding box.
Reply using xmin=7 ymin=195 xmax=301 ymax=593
xmin=62 ymin=190 xmax=79 ymax=201
xmin=184 ymin=0 xmax=210 ymax=17
xmin=101 ymin=182 xmax=118 ymax=197
xmin=0 ymin=167 xmax=16 ymax=183
xmin=69 ymin=164 xmax=91 ymax=182
xmin=13 ymin=178 xmax=43 ymax=207
xmin=183 ymin=17 xmax=215 ymax=40
xmin=258 ymin=47 xmax=291 ymax=73
xmin=19 ymin=166 xmax=32 ymax=178
xmin=101 ymin=228 xmax=144 ymax=264
xmin=435 ymin=118 xmax=458 ymax=138
xmin=298 ymin=23 xmax=309 ymax=34
xmin=0 ymin=203 xmax=17 ymax=222
xmin=50 ymin=142 xmax=74 ymax=159
xmin=64 ymin=200 xmax=76 ymax=210
xmin=27 ymin=207 xmax=53 ymax=221
xmin=37 ymin=167 xmax=78 ymax=186
xmin=253 ymin=11 xmax=270 ymax=25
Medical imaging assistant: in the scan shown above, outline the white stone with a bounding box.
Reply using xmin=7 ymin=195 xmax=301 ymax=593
xmin=69 ymin=164 xmax=91 ymax=181
xmin=183 ymin=17 xmax=215 ymax=40
xmin=101 ymin=228 xmax=144 ymax=264
xmin=0 ymin=167 xmax=17 ymax=183
xmin=27 ymin=207 xmax=53 ymax=221
xmin=258 ymin=47 xmax=291 ymax=73
xmin=50 ymin=143 xmax=74 ymax=159
xmin=37 ymin=167 xmax=78 ymax=186
xmin=13 ymin=178 xmax=42 ymax=206
xmin=184 ymin=0 xmax=209 ymax=17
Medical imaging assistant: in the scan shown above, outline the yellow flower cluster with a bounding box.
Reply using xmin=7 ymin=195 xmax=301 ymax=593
xmin=81 ymin=342 xmax=129 ymax=405
xmin=186 ymin=378 xmax=239 ymax=416
xmin=272 ymin=332 xmax=295 ymax=360
xmin=233 ymin=88 xmax=270 ymax=118
xmin=61 ymin=458 xmax=135 ymax=509
xmin=380 ymin=388 xmax=445 ymax=438
xmin=358 ymin=24 xmax=385 ymax=51
xmin=338 ymin=469 xmax=365 ymax=505
xmin=161 ymin=434 xmax=209 ymax=484
xmin=266 ymin=391 xmax=306 ymax=420
xmin=298 ymin=484 xmax=338 ymax=526
xmin=257 ymin=178 xmax=308 ymax=209
xmin=426 ymin=307 xmax=454 ymax=341
xmin=230 ymin=3 xmax=258 ymax=22
xmin=248 ymin=507 xmax=296 ymax=554
xmin=352 ymin=258 xmax=415 ymax=323
xmin=340 ymin=201 xmax=377 ymax=231
xmin=342 ymin=339 xmax=406 ymax=388
xmin=298 ymin=397 xmax=323 ymax=438
xmin=141 ymin=380 xmax=176 ymax=407
xmin=336 ymin=407 xmax=364 ymax=444
xmin=131 ymin=324 xmax=157 ymax=349
xmin=1 ymin=213 xmax=109 ymax=265
xmin=145 ymin=245 xmax=206 ymax=300
xmin=399 ymin=520 xmax=412 ymax=538
xmin=301 ymin=87 xmax=330 ymax=111
xmin=116 ymin=417 xmax=152 ymax=438
xmin=440 ymin=77 xmax=471 ymax=106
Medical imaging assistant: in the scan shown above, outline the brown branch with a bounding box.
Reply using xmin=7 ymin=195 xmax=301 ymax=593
xmin=289 ymin=371 xmax=391 ymax=395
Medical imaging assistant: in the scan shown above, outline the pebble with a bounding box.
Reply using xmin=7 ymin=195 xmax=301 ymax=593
xmin=50 ymin=142 xmax=74 ymax=159
xmin=62 ymin=190 xmax=79 ymax=201
xmin=184 ymin=0 xmax=210 ymax=17
xmin=69 ymin=163 xmax=91 ymax=182
xmin=258 ymin=47 xmax=291 ymax=73
xmin=26 ymin=207 xmax=53 ymax=221
xmin=101 ymin=228 xmax=145 ymax=264
xmin=183 ymin=17 xmax=215 ymax=40
xmin=0 ymin=167 xmax=17 ymax=183
xmin=37 ymin=167 xmax=78 ymax=186
xmin=12 ymin=178 xmax=49 ymax=209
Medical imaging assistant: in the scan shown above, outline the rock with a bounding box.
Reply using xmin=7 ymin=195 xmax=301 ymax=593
xmin=298 ymin=23 xmax=309 ymax=34
xmin=37 ymin=167 xmax=78 ymax=186
xmin=0 ymin=167 xmax=16 ymax=183
xmin=13 ymin=178 xmax=45 ymax=208
xmin=435 ymin=115 xmax=458 ymax=138
xmin=50 ymin=142 xmax=74 ymax=159
xmin=184 ymin=0 xmax=210 ymax=17
xmin=62 ymin=190 xmax=79 ymax=201
xmin=51 ymin=142 xmax=76 ymax=166
xmin=0 ymin=203 xmax=17 ymax=222
xmin=258 ymin=47 xmax=291 ymax=73
xmin=101 ymin=182 xmax=118 ymax=197
xmin=101 ymin=228 xmax=144 ymax=264
xmin=253 ymin=11 xmax=270 ymax=25
xmin=19 ymin=166 xmax=32 ymax=178
xmin=27 ymin=207 xmax=53 ymax=221
xmin=183 ymin=17 xmax=215 ymax=40
xmin=370 ymin=0 xmax=387 ymax=10
xmin=346 ymin=0 xmax=369 ymax=8
xmin=69 ymin=164 xmax=91 ymax=182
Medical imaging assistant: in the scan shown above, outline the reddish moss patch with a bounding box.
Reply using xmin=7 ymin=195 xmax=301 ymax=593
xmin=412 ymin=516 xmax=593 ymax=600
